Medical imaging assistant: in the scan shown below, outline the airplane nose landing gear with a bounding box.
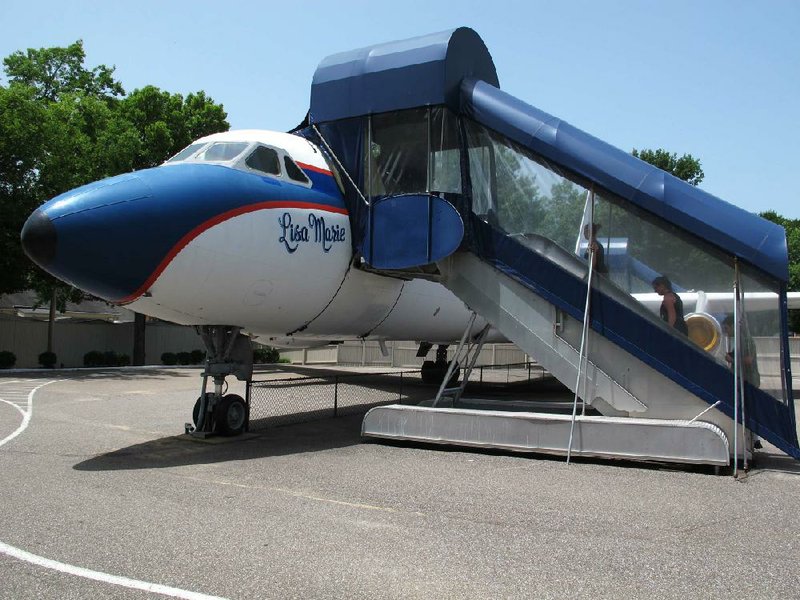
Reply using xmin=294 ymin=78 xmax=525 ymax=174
xmin=420 ymin=344 xmax=460 ymax=386
xmin=186 ymin=325 xmax=253 ymax=438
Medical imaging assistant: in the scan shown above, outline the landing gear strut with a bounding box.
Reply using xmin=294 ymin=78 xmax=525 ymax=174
xmin=420 ymin=344 xmax=460 ymax=386
xmin=186 ymin=325 xmax=253 ymax=438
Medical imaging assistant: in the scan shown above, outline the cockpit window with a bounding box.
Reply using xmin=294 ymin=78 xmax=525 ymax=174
xmin=245 ymin=146 xmax=280 ymax=175
xmin=196 ymin=142 xmax=249 ymax=162
xmin=166 ymin=143 xmax=205 ymax=163
xmin=284 ymin=156 xmax=310 ymax=184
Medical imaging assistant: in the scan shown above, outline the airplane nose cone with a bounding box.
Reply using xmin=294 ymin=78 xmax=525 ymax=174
xmin=20 ymin=209 xmax=57 ymax=268
xmin=19 ymin=163 xmax=294 ymax=303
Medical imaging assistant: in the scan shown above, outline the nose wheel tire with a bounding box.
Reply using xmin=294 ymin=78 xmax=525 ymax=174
xmin=192 ymin=393 xmax=215 ymax=428
xmin=215 ymin=394 xmax=247 ymax=436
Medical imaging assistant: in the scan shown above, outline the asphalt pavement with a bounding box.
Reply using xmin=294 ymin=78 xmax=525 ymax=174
xmin=1 ymin=368 xmax=799 ymax=599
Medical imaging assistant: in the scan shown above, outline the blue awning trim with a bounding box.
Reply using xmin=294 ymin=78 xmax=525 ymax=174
xmin=310 ymin=28 xmax=498 ymax=123
xmin=461 ymin=79 xmax=789 ymax=282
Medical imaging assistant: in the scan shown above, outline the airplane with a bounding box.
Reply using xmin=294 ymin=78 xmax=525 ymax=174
xmin=19 ymin=28 xmax=799 ymax=465
xmin=19 ymin=128 xmax=500 ymax=433
xmin=19 ymin=126 xmax=794 ymax=434
xmin=20 ymin=129 xmax=488 ymax=346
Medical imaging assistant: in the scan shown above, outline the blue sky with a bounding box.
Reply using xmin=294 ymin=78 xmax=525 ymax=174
xmin=2 ymin=0 xmax=798 ymax=217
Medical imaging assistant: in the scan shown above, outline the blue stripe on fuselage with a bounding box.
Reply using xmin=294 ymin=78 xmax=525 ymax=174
xmin=304 ymin=168 xmax=340 ymax=196
xmin=40 ymin=163 xmax=348 ymax=302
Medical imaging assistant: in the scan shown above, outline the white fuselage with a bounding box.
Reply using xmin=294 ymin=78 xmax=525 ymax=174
xmin=111 ymin=130 xmax=489 ymax=347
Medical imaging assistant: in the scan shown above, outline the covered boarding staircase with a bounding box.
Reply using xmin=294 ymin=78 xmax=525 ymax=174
xmin=298 ymin=27 xmax=799 ymax=467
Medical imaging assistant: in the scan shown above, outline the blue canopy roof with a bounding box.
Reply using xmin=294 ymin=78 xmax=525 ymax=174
xmin=308 ymin=27 xmax=788 ymax=282
xmin=460 ymin=79 xmax=788 ymax=281
xmin=310 ymin=27 xmax=498 ymax=123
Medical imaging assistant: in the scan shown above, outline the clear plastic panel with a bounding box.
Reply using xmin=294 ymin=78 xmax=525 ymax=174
xmin=367 ymin=108 xmax=429 ymax=197
xmin=593 ymin=193 xmax=735 ymax=293
xmin=464 ymin=118 xmax=793 ymax=418
xmin=464 ymin=120 xmax=586 ymax=250
xmin=430 ymin=107 xmax=461 ymax=194
xmin=366 ymin=108 xmax=461 ymax=198
xmin=468 ymin=144 xmax=494 ymax=216
xmin=738 ymin=266 xmax=787 ymax=404
xmin=465 ymin=119 xmax=752 ymax=353
xmin=593 ymin=192 xmax=742 ymax=355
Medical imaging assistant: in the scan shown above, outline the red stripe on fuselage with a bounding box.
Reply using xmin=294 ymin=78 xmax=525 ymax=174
xmin=116 ymin=201 xmax=348 ymax=305
xmin=296 ymin=162 xmax=332 ymax=176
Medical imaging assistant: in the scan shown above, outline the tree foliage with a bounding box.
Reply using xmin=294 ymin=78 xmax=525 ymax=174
xmin=760 ymin=211 xmax=800 ymax=292
xmin=632 ymin=148 xmax=704 ymax=186
xmin=0 ymin=40 xmax=230 ymax=299
xmin=0 ymin=85 xmax=50 ymax=293
xmin=625 ymin=147 xmax=723 ymax=291
xmin=121 ymin=86 xmax=228 ymax=169
xmin=760 ymin=211 xmax=800 ymax=332
xmin=2 ymin=40 xmax=123 ymax=102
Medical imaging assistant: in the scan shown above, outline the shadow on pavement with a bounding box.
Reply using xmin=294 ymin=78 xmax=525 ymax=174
xmin=749 ymin=450 xmax=800 ymax=476
xmin=0 ymin=367 xmax=201 ymax=380
xmin=68 ymin=368 xmax=201 ymax=380
xmin=73 ymin=414 xmax=364 ymax=472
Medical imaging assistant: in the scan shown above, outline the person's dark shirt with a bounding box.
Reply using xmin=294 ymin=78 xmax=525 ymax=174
xmin=659 ymin=291 xmax=688 ymax=335
xmin=584 ymin=241 xmax=608 ymax=274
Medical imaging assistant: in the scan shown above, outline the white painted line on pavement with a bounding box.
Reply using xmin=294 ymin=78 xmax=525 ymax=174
xmin=0 ymin=398 xmax=26 ymax=417
xmin=0 ymin=381 xmax=56 ymax=449
xmin=0 ymin=541 xmax=229 ymax=600
xmin=0 ymin=381 xmax=229 ymax=599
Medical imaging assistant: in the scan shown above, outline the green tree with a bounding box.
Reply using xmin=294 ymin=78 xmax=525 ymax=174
xmin=121 ymin=87 xmax=228 ymax=168
xmin=631 ymin=148 xmax=704 ymax=186
xmin=760 ymin=211 xmax=800 ymax=332
xmin=3 ymin=40 xmax=123 ymax=102
xmin=760 ymin=211 xmax=800 ymax=292
xmin=1 ymin=41 xmax=132 ymax=302
xmin=625 ymin=147 xmax=723 ymax=291
xmin=538 ymin=180 xmax=586 ymax=250
xmin=1 ymin=41 xmax=229 ymax=360
xmin=2 ymin=43 xmax=134 ymax=352
xmin=24 ymin=91 xmax=143 ymax=352
xmin=0 ymin=85 xmax=50 ymax=294
xmin=493 ymin=144 xmax=543 ymax=234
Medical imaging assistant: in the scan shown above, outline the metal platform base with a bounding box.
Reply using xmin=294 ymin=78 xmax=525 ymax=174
xmin=362 ymin=404 xmax=731 ymax=466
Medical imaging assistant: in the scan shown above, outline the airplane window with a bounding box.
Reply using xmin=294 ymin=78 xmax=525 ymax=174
xmin=197 ymin=142 xmax=249 ymax=162
xmin=283 ymin=156 xmax=310 ymax=184
xmin=166 ymin=143 xmax=205 ymax=163
xmin=245 ymin=146 xmax=280 ymax=175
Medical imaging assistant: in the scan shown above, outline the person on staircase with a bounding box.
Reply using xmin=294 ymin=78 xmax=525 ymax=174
xmin=582 ymin=223 xmax=608 ymax=274
xmin=652 ymin=275 xmax=689 ymax=335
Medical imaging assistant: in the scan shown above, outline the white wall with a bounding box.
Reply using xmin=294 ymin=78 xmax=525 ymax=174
xmin=0 ymin=317 xmax=203 ymax=368
xmin=281 ymin=340 xmax=529 ymax=367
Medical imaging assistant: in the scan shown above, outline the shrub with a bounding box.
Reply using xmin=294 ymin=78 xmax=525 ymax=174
xmin=0 ymin=351 xmax=16 ymax=369
xmin=176 ymin=351 xmax=193 ymax=365
xmin=253 ymin=346 xmax=281 ymax=364
xmin=84 ymin=350 xmax=105 ymax=367
xmin=190 ymin=349 xmax=205 ymax=364
xmin=38 ymin=351 xmax=57 ymax=368
xmin=161 ymin=352 xmax=177 ymax=365
xmin=84 ymin=350 xmax=130 ymax=367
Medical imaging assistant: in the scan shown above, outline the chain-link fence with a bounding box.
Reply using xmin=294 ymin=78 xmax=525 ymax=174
xmin=247 ymin=362 xmax=548 ymax=430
